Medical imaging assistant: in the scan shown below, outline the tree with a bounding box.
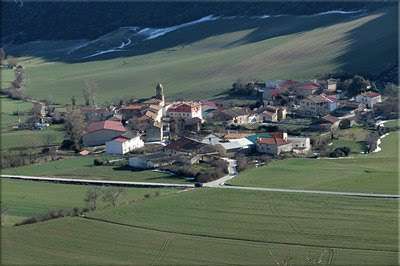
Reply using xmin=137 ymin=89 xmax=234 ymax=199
xmin=0 ymin=48 xmax=5 ymax=65
xmin=84 ymin=187 xmax=102 ymax=210
xmin=65 ymin=108 xmax=86 ymax=150
xmin=83 ymin=80 xmax=97 ymax=106
xmin=344 ymin=75 xmax=372 ymax=97
xmin=1 ymin=203 xmax=6 ymax=226
xmin=102 ymin=187 xmax=124 ymax=206
xmin=71 ymin=96 xmax=76 ymax=106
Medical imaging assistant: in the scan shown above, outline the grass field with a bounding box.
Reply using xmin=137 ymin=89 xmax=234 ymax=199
xmin=1 ymin=178 xmax=176 ymax=226
xmin=3 ymin=188 xmax=397 ymax=265
xmin=330 ymin=127 xmax=376 ymax=153
xmin=1 ymin=96 xmax=65 ymax=151
xmin=2 ymin=156 xmax=190 ymax=184
xmin=2 ymin=8 xmax=397 ymax=105
xmin=229 ymin=132 xmax=399 ymax=194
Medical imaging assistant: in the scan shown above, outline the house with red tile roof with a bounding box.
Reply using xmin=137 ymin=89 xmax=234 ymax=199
xmin=355 ymin=91 xmax=381 ymax=108
xmin=256 ymin=136 xmax=292 ymax=155
xmin=292 ymin=83 xmax=321 ymax=97
xmin=167 ymin=101 xmax=203 ymax=121
xmin=298 ymin=94 xmax=338 ymax=117
xmin=83 ymin=120 xmax=126 ymax=147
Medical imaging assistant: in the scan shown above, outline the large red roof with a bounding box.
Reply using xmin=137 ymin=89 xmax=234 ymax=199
xmin=360 ymin=91 xmax=380 ymax=98
xmin=257 ymin=137 xmax=290 ymax=146
xmin=112 ymin=137 xmax=129 ymax=143
xmin=280 ymin=80 xmax=300 ymax=89
xmin=169 ymin=102 xmax=201 ymax=113
xmin=296 ymin=83 xmax=320 ymax=90
xmin=86 ymin=120 xmax=126 ymax=133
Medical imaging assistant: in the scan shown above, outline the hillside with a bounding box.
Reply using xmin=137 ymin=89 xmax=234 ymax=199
xmin=2 ymin=6 xmax=398 ymax=105
xmin=2 ymin=2 xmax=390 ymax=44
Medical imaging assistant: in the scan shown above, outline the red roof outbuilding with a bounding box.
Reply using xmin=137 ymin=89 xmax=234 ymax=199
xmin=86 ymin=120 xmax=126 ymax=133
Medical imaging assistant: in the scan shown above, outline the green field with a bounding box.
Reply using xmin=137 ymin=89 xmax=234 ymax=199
xmin=3 ymin=8 xmax=397 ymax=105
xmin=2 ymin=156 xmax=190 ymax=184
xmin=1 ymin=178 xmax=176 ymax=226
xmin=3 ymin=189 xmax=397 ymax=265
xmin=1 ymin=96 xmax=65 ymax=151
xmin=229 ymin=132 xmax=399 ymax=194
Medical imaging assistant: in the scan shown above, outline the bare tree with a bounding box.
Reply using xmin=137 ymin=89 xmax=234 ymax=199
xmin=84 ymin=187 xmax=102 ymax=210
xmin=102 ymin=187 xmax=124 ymax=206
xmin=83 ymin=80 xmax=97 ymax=106
xmin=65 ymin=107 xmax=86 ymax=150
xmin=1 ymin=203 xmax=6 ymax=226
xmin=0 ymin=48 xmax=5 ymax=65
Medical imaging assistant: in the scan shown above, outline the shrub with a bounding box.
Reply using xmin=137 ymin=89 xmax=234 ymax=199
xmin=236 ymin=158 xmax=248 ymax=172
xmin=144 ymin=193 xmax=151 ymax=199
xmin=329 ymin=146 xmax=351 ymax=158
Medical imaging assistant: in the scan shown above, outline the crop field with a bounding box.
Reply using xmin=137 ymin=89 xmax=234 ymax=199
xmin=2 ymin=156 xmax=189 ymax=184
xmin=3 ymin=8 xmax=397 ymax=105
xmin=229 ymin=132 xmax=399 ymax=194
xmin=1 ymin=178 xmax=176 ymax=226
xmin=3 ymin=188 xmax=397 ymax=265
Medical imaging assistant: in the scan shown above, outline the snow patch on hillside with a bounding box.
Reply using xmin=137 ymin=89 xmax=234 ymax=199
xmin=308 ymin=10 xmax=363 ymax=17
xmin=138 ymin=15 xmax=220 ymax=40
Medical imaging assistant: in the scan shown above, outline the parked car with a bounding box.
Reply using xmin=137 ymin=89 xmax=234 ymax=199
xmin=194 ymin=182 xmax=204 ymax=188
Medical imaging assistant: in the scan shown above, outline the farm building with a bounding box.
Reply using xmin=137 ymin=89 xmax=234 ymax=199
xmin=105 ymin=132 xmax=144 ymax=155
xmin=165 ymin=137 xmax=217 ymax=156
xmin=83 ymin=120 xmax=126 ymax=147
xmin=256 ymin=136 xmax=292 ymax=155
xmin=129 ymin=152 xmax=191 ymax=169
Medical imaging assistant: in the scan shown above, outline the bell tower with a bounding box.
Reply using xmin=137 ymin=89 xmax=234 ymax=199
xmin=156 ymin=83 xmax=165 ymax=106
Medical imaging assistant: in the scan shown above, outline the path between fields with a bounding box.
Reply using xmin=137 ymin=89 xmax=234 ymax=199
xmin=2 ymin=174 xmax=399 ymax=199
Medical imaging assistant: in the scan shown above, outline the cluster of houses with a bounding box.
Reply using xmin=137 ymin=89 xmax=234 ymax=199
xmin=260 ymin=79 xmax=383 ymax=117
xmin=78 ymin=78 xmax=385 ymax=170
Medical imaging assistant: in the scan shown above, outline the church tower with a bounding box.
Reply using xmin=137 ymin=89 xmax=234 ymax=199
xmin=156 ymin=83 xmax=165 ymax=106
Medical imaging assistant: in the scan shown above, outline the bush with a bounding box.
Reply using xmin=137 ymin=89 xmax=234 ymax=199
xmin=14 ymin=207 xmax=88 ymax=226
xmin=329 ymin=146 xmax=351 ymax=158
xmin=236 ymin=157 xmax=248 ymax=172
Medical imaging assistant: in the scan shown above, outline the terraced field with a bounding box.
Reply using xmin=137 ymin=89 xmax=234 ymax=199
xmin=3 ymin=188 xmax=398 ymax=265
xmin=229 ymin=132 xmax=399 ymax=194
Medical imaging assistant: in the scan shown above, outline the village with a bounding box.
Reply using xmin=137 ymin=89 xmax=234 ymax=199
xmin=6 ymin=71 xmax=395 ymax=186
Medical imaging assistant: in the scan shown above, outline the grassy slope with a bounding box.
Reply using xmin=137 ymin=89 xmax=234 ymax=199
xmin=3 ymin=189 xmax=398 ymax=265
xmin=2 ymin=156 xmax=190 ymax=183
xmin=4 ymin=8 xmax=396 ymax=105
xmin=229 ymin=132 xmax=399 ymax=194
xmin=1 ymin=178 xmax=176 ymax=226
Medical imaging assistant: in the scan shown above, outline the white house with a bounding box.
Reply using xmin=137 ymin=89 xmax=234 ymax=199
xmin=355 ymin=91 xmax=381 ymax=108
xmin=287 ymin=136 xmax=311 ymax=154
xmin=105 ymin=133 xmax=144 ymax=155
